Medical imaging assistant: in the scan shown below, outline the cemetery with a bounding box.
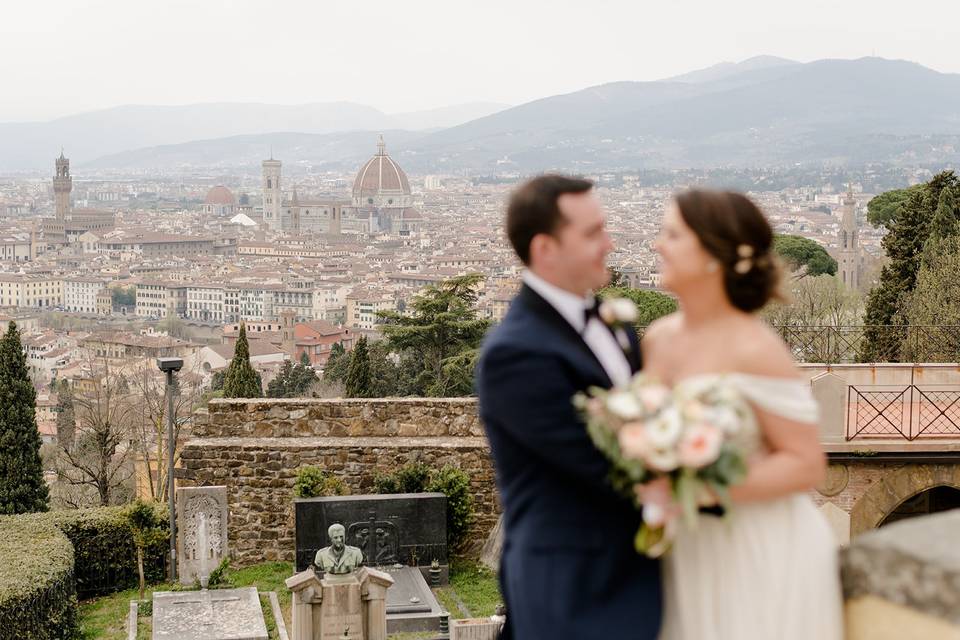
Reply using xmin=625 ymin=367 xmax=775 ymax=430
xmin=2 ymin=396 xmax=960 ymax=639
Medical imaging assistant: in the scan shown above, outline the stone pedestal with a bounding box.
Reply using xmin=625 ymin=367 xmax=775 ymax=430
xmin=450 ymin=618 xmax=504 ymax=640
xmin=841 ymin=509 xmax=960 ymax=639
xmin=286 ymin=567 xmax=394 ymax=640
xmin=176 ymin=486 xmax=229 ymax=585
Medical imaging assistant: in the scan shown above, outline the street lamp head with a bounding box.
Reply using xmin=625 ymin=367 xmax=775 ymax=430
xmin=156 ymin=357 xmax=184 ymax=373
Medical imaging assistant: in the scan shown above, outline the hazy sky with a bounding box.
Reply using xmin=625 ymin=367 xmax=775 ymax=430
xmin=2 ymin=0 xmax=958 ymax=122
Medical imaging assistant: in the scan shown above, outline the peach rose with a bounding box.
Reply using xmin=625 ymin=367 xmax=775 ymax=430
xmin=677 ymin=422 xmax=723 ymax=469
xmin=618 ymin=422 xmax=651 ymax=460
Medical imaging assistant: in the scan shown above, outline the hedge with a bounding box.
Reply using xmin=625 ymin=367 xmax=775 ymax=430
xmin=12 ymin=504 xmax=169 ymax=599
xmin=0 ymin=517 xmax=78 ymax=640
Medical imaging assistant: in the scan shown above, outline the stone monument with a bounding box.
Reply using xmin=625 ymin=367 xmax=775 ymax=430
xmin=177 ymin=486 xmax=229 ymax=585
xmin=154 ymin=487 xmax=267 ymax=640
xmin=295 ymin=494 xmax=448 ymax=633
xmin=286 ymin=566 xmax=394 ymax=640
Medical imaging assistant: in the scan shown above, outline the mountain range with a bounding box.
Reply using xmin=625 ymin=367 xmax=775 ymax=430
xmin=4 ymin=56 xmax=960 ymax=173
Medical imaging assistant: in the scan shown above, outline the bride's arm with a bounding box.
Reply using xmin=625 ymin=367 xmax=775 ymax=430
xmin=729 ymin=407 xmax=826 ymax=503
xmin=728 ymin=325 xmax=827 ymax=503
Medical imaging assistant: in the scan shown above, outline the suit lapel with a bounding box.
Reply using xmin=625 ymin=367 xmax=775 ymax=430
xmin=515 ymin=284 xmax=612 ymax=388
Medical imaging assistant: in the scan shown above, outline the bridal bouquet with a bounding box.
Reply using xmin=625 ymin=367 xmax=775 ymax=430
xmin=575 ymin=375 xmax=752 ymax=557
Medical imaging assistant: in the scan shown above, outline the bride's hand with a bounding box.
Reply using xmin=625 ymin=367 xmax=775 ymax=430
xmin=634 ymin=476 xmax=680 ymax=526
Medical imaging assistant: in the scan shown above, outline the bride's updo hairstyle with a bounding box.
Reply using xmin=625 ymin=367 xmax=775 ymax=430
xmin=674 ymin=189 xmax=782 ymax=312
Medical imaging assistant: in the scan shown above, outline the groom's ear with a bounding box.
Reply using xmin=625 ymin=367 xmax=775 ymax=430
xmin=529 ymin=232 xmax=559 ymax=267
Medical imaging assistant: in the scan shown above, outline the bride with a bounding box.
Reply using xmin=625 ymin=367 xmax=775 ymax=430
xmin=643 ymin=189 xmax=843 ymax=640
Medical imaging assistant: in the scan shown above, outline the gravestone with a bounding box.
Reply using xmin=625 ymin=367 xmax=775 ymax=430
xmin=177 ymin=486 xmax=229 ymax=585
xmin=380 ymin=565 xmax=444 ymax=634
xmin=294 ymin=493 xmax=447 ymax=578
xmin=286 ymin=567 xmax=394 ymax=640
xmin=152 ymin=586 xmax=268 ymax=640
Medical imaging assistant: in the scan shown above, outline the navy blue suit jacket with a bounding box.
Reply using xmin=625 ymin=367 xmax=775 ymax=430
xmin=476 ymin=284 xmax=662 ymax=640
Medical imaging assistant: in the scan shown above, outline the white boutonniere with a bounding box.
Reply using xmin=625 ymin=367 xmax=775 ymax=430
xmin=598 ymin=297 xmax=638 ymax=352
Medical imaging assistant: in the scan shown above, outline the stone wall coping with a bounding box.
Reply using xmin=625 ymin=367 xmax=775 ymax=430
xmin=800 ymin=363 xmax=960 ymax=370
xmin=185 ymin=436 xmax=489 ymax=449
xmin=207 ymin=397 xmax=479 ymax=409
xmin=825 ymin=442 xmax=960 ymax=453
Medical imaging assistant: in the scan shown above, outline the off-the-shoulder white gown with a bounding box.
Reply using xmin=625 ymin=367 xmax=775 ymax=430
xmin=658 ymin=374 xmax=843 ymax=640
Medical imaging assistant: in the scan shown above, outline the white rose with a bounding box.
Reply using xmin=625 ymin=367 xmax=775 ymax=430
xmin=606 ymin=390 xmax=642 ymax=420
xmin=703 ymin=406 xmax=741 ymax=435
xmin=645 ymin=405 xmax=683 ymax=449
xmin=638 ymin=384 xmax=671 ymax=413
xmin=644 ymin=446 xmax=680 ymax=472
xmin=599 ymin=298 xmax=639 ymax=325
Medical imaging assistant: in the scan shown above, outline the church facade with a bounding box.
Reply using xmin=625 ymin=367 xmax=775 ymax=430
xmin=260 ymin=136 xmax=422 ymax=236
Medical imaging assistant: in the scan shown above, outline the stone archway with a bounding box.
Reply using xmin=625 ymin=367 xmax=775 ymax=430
xmin=850 ymin=464 xmax=960 ymax=537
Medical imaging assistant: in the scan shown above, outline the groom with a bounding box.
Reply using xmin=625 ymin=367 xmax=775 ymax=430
xmin=476 ymin=175 xmax=661 ymax=640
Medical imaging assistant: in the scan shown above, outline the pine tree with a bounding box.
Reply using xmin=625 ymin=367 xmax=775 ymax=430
xmin=222 ymin=323 xmax=262 ymax=398
xmin=0 ymin=321 xmax=49 ymax=513
xmin=344 ymin=336 xmax=371 ymax=398
xmin=292 ymin=351 xmax=318 ymax=394
xmin=378 ymin=274 xmax=491 ymax=396
xmin=266 ymin=359 xmax=294 ymax=398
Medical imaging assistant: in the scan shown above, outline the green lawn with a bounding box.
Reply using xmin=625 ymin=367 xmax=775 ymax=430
xmin=78 ymin=559 xmax=502 ymax=639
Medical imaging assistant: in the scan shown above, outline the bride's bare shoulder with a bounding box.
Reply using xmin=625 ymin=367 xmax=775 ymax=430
xmin=731 ymin=317 xmax=798 ymax=378
xmin=642 ymin=312 xmax=682 ymax=347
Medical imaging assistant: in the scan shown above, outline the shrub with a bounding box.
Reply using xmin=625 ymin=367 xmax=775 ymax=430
xmin=374 ymin=462 xmax=430 ymax=494
xmin=0 ymin=516 xmax=78 ymax=639
xmin=127 ymin=501 xmax=168 ymax=600
xmin=375 ymin=463 xmax=475 ymax=549
xmin=293 ymin=467 xmax=350 ymax=498
xmin=427 ymin=466 xmax=475 ymax=548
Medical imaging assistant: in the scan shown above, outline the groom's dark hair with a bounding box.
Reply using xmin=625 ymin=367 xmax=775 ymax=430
xmin=507 ymin=174 xmax=593 ymax=265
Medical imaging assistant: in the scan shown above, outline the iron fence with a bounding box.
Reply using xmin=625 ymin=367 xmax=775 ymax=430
xmin=846 ymin=385 xmax=960 ymax=441
xmin=771 ymin=325 xmax=960 ymax=364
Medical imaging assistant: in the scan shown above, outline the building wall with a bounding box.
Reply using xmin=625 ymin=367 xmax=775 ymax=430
xmin=180 ymin=398 xmax=498 ymax=566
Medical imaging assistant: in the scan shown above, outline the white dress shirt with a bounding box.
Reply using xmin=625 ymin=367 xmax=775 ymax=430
xmin=522 ymin=270 xmax=632 ymax=387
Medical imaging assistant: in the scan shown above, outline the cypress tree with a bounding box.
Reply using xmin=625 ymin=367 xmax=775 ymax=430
xmin=222 ymin=322 xmax=262 ymax=398
xmin=55 ymin=379 xmax=76 ymax=450
xmin=0 ymin=321 xmax=49 ymax=513
xmin=860 ymin=172 xmax=958 ymax=362
xmin=345 ymin=336 xmax=371 ymax=398
xmin=927 ymin=187 xmax=959 ymax=247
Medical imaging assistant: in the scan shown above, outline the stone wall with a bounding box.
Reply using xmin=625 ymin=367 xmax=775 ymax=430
xmin=179 ymin=399 xmax=499 ymax=567
xmin=813 ymin=461 xmax=960 ymax=539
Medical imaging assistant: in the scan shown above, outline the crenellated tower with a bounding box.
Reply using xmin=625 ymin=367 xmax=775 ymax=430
xmin=53 ymin=150 xmax=72 ymax=221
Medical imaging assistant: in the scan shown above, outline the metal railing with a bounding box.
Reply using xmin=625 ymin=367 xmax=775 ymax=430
xmin=846 ymin=385 xmax=960 ymax=441
xmin=771 ymin=325 xmax=960 ymax=364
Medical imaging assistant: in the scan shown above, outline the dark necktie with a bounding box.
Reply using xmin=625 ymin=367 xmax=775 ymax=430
xmin=583 ymin=297 xmax=602 ymax=332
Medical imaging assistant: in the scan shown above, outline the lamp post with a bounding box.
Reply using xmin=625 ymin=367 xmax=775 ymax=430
xmin=157 ymin=357 xmax=183 ymax=582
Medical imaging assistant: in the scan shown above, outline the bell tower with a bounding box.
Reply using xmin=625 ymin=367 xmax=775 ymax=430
xmin=262 ymin=151 xmax=282 ymax=231
xmin=53 ymin=150 xmax=72 ymax=222
xmin=838 ymin=185 xmax=861 ymax=289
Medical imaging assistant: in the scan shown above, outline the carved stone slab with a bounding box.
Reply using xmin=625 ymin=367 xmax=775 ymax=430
xmin=177 ymin=486 xmax=229 ymax=585
xmin=152 ymin=586 xmax=267 ymax=640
